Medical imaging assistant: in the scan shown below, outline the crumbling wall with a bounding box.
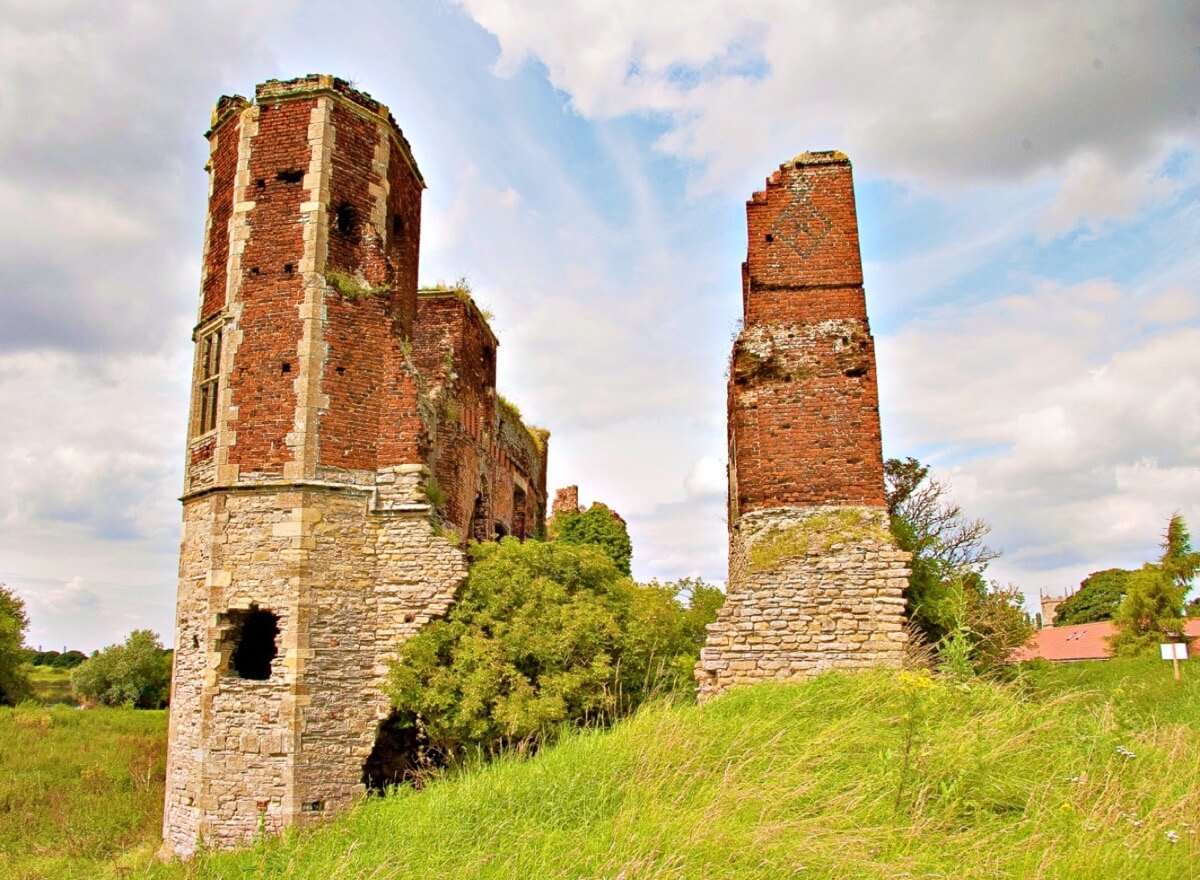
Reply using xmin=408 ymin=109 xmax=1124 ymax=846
xmin=698 ymin=152 xmax=908 ymax=699
xmin=165 ymin=75 xmax=545 ymax=858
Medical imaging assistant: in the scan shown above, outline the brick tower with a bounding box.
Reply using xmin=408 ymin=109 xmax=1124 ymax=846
xmin=695 ymin=151 xmax=908 ymax=698
xmin=162 ymin=76 xmax=547 ymax=856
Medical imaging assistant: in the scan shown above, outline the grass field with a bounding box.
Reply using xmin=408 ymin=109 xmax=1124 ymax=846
xmin=2 ymin=658 xmax=1196 ymax=879
xmin=147 ymin=658 xmax=1198 ymax=880
xmin=0 ymin=703 xmax=167 ymax=880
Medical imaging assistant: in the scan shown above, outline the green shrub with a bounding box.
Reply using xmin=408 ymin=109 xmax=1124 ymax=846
xmin=550 ymin=503 xmax=633 ymax=575
xmin=71 ymin=630 xmax=172 ymax=709
xmin=384 ymin=540 xmax=709 ymax=776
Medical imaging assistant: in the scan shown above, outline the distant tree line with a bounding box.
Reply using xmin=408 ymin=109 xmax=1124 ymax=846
xmin=25 ymin=648 xmax=88 ymax=668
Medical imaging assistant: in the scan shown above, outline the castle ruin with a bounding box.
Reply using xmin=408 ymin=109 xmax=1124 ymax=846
xmin=163 ymin=75 xmax=910 ymax=856
xmin=695 ymin=152 xmax=909 ymax=698
xmin=162 ymin=75 xmax=547 ymax=857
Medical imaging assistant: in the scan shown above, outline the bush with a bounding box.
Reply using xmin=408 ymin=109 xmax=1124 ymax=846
xmin=384 ymin=540 xmax=715 ymax=777
xmin=71 ymin=630 xmax=172 ymax=708
xmin=550 ymin=503 xmax=633 ymax=575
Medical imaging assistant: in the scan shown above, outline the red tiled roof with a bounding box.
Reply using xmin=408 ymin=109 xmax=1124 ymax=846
xmin=1012 ymin=619 xmax=1200 ymax=662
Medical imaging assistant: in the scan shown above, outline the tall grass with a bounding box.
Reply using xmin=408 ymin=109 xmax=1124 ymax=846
xmin=0 ymin=703 xmax=167 ymax=880
xmin=151 ymin=660 xmax=1199 ymax=879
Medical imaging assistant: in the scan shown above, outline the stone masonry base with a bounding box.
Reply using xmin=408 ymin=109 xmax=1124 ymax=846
xmin=696 ymin=505 xmax=909 ymax=700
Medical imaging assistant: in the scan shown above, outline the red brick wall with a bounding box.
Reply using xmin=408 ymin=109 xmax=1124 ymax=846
xmin=189 ymin=76 xmax=543 ymax=523
xmin=200 ymin=115 xmax=241 ymax=321
xmin=227 ymin=99 xmax=314 ymax=474
xmin=413 ymin=293 xmax=547 ymax=539
xmin=320 ymin=105 xmax=390 ymax=472
xmin=730 ymin=155 xmax=885 ymax=514
xmin=384 ymin=134 xmax=422 ymax=339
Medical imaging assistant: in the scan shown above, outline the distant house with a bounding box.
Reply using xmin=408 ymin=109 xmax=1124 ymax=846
xmin=1012 ymin=619 xmax=1200 ymax=663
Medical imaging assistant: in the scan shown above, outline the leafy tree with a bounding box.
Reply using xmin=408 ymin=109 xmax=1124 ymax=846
xmin=1052 ymin=568 xmax=1133 ymax=626
xmin=1109 ymin=566 xmax=1187 ymax=657
xmin=385 ymin=539 xmax=713 ymax=776
xmin=884 ymin=458 xmax=999 ymax=647
xmin=671 ymin=577 xmax=725 ymax=648
xmin=550 ymin=502 xmax=633 ymax=575
xmin=0 ymin=583 xmax=31 ymax=705
xmin=71 ymin=630 xmax=172 ymax=708
xmin=1160 ymin=512 xmax=1200 ymax=593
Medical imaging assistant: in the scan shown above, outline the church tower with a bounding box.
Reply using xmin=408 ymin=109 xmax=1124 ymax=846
xmin=696 ymin=152 xmax=909 ymax=698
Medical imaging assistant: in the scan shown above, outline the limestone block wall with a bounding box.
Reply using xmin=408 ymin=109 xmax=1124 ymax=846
xmin=162 ymin=483 xmax=466 ymax=857
xmin=696 ymin=506 xmax=908 ymax=700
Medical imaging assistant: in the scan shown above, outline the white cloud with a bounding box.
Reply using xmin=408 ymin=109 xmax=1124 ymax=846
xmin=1139 ymin=287 xmax=1200 ymax=326
xmin=455 ymin=0 xmax=1199 ymax=238
xmin=684 ymin=454 xmax=726 ymax=499
xmin=878 ymin=276 xmax=1200 ymax=599
xmin=1039 ymin=150 xmax=1173 ymax=238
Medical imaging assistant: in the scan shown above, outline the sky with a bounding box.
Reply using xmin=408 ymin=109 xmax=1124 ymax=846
xmin=1 ymin=0 xmax=1197 ymax=652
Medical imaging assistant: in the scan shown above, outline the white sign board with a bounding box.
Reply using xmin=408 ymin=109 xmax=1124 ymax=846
xmin=1161 ymin=643 xmax=1188 ymax=661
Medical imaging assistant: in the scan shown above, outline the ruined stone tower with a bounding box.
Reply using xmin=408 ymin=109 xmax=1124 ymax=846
xmin=695 ymin=151 xmax=908 ymax=698
xmin=163 ymin=76 xmax=547 ymax=857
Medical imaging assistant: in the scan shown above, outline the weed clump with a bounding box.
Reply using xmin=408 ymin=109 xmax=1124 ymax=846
xmin=748 ymin=507 xmax=890 ymax=572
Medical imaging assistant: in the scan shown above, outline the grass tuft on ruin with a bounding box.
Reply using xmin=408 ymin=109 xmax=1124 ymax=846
xmin=325 ymin=269 xmax=393 ymax=300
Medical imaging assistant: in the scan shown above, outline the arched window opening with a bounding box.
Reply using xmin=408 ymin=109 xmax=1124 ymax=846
xmin=512 ymin=486 xmax=527 ymax=541
xmin=334 ymin=203 xmax=358 ymax=238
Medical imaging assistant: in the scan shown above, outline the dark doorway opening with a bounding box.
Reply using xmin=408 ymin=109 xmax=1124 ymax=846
xmin=362 ymin=712 xmax=443 ymax=793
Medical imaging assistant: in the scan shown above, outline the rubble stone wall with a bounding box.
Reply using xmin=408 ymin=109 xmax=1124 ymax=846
xmin=162 ymin=484 xmax=466 ymax=857
xmin=696 ymin=506 xmax=908 ymax=699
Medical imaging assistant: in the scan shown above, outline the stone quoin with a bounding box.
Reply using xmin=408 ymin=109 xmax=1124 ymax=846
xmin=695 ymin=151 xmax=909 ymax=698
xmin=162 ymin=75 xmax=549 ymax=857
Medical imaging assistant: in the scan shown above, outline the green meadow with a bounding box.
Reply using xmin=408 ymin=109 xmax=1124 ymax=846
xmin=4 ymin=658 xmax=1197 ymax=879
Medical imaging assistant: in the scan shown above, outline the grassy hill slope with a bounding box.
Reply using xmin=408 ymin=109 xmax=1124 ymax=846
xmin=152 ymin=660 xmax=1199 ymax=880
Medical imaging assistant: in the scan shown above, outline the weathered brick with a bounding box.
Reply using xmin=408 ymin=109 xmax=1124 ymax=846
xmin=165 ymin=75 xmax=550 ymax=858
xmin=697 ymin=153 xmax=909 ymax=700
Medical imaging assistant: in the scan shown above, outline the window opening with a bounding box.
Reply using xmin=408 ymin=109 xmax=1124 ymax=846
xmin=195 ymin=327 xmax=222 ymax=436
xmin=512 ymin=486 xmax=527 ymax=541
xmin=334 ymin=203 xmax=357 ymax=236
xmin=276 ymin=169 xmax=304 ymax=184
xmin=221 ymin=607 xmax=279 ymax=680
